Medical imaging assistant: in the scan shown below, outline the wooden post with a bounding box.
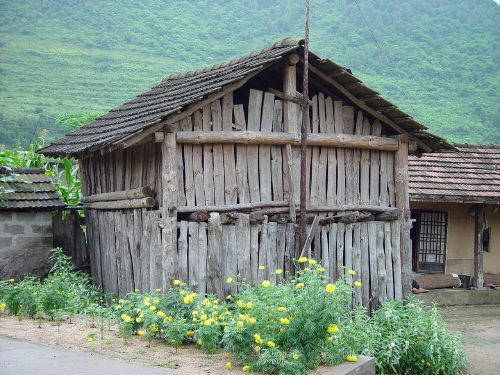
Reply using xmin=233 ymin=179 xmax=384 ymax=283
xmin=161 ymin=123 xmax=179 ymax=288
xmin=395 ymin=134 xmax=411 ymax=299
xmin=474 ymin=204 xmax=484 ymax=288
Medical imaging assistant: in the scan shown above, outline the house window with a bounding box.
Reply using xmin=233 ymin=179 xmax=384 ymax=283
xmin=411 ymin=210 xmax=448 ymax=273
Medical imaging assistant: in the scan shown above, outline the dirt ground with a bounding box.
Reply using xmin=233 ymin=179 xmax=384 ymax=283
xmin=1 ymin=305 xmax=499 ymax=375
xmin=438 ymin=304 xmax=500 ymax=375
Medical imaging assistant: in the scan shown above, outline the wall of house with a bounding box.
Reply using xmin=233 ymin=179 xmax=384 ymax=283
xmin=0 ymin=211 xmax=54 ymax=280
xmin=410 ymin=202 xmax=500 ymax=275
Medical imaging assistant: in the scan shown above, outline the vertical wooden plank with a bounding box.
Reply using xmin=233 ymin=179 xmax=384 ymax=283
xmin=352 ymin=111 xmax=363 ymax=206
xmin=376 ymin=222 xmax=387 ymax=304
xmin=236 ymin=214 xmax=251 ymax=284
xmin=114 ymin=150 xmax=125 ymax=192
xmin=207 ymin=213 xmax=223 ymax=298
xmin=188 ymin=221 xmax=200 ymax=290
xmin=344 ymin=224 xmax=353 ymax=272
xmin=258 ymin=216 xmax=269 ymax=281
xmin=334 ymin=101 xmax=345 ymax=206
xmin=108 ymin=212 xmax=119 ymax=297
xmin=310 ymin=95 xmax=320 ymax=208
xmin=387 ymin=152 xmax=396 ymax=207
xmin=87 ymin=210 xmax=102 ymax=287
xmin=161 ymin=125 xmax=179 ymax=289
xmin=352 ymin=224 xmax=362 ymax=306
xmin=283 ymin=55 xmax=299 ymax=133
xmin=271 ymin=100 xmax=284 ymax=201
xmin=360 ymin=223 xmax=370 ymax=307
xmin=368 ymin=222 xmax=379 ymax=311
xmin=202 ymin=105 xmax=215 ymax=206
xmin=369 ymin=120 xmax=382 ymax=206
xmin=259 ymin=92 xmax=275 ymax=202
xmin=267 ymin=221 xmax=278 ymax=284
xmin=211 ymin=100 xmax=225 ymax=205
xmin=222 ymin=224 xmax=237 ymax=296
xmin=182 ymin=118 xmax=195 ymax=207
xmin=198 ymin=222 xmax=208 ymax=295
xmin=140 ymin=209 xmax=151 ymax=293
xmin=379 ymin=151 xmax=389 ymax=207
xmin=119 ymin=213 xmax=134 ymax=294
xmin=336 ymin=223 xmax=345 ymax=278
xmin=222 ymin=93 xmax=238 ymax=205
xmin=384 ymin=222 xmax=395 ymax=300
xmin=391 ymin=220 xmax=403 ymax=300
xmin=360 ymin=118 xmax=371 ymax=205
xmin=130 ymin=210 xmax=141 ymax=289
xmin=320 ymin=226 xmax=329 ymax=272
xmin=153 ymin=211 xmax=165 ymax=291
xmin=250 ymin=223 xmax=260 ymax=285
xmin=192 ymin=110 xmax=205 ymax=206
xmin=325 ymin=97 xmax=337 ymax=206
xmin=176 ymin=125 xmax=187 ymax=207
xmin=317 ymin=94 xmax=328 ymax=208
xmin=284 ymin=223 xmax=296 ymax=275
xmin=328 ymin=223 xmax=337 ymax=281
xmin=276 ymin=223 xmax=286 ymax=275
xmin=234 ymin=105 xmax=250 ymax=204
xmin=178 ymin=221 xmax=189 ymax=283
xmin=343 ymin=106 xmax=355 ymax=206
xmin=247 ymin=89 xmax=263 ymax=202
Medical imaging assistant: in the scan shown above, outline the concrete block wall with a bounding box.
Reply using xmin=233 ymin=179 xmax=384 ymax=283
xmin=0 ymin=211 xmax=53 ymax=249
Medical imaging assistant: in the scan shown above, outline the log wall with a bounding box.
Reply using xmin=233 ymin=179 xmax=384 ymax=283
xmin=81 ymin=88 xmax=410 ymax=307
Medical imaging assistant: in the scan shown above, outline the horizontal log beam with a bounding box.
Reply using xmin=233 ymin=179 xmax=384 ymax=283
xmin=155 ymin=131 xmax=400 ymax=151
xmin=84 ymin=197 xmax=155 ymax=210
xmin=81 ymin=186 xmax=152 ymax=203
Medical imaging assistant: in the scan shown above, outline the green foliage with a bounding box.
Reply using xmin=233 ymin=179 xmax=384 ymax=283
xmin=0 ymin=0 xmax=499 ymax=147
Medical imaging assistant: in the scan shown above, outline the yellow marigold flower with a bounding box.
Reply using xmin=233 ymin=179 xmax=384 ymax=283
xmin=183 ymin=295 xmax=194 ymax=304
xmin=280 ymin=328 xmax=285 ymax=333
xmin=226 ymin=295 xmax=232 ymax=299
xmin=186 ymin=331 xmax=195 ymax=337
xmin=201 ymin=314 xmax=208 ymax=320
xmin=138 ymin=331 xmax=145 ymax=336
xmin=349 ymin=270 xmax=356 ymax=275
xmin=280 ymin=318 xmax=290 ymax=325
xmin=226 ymin=362 xmax=231 ymax=370
xmin=118 ymin=299 xmax=125 ymax=303
xmin=8 ymin=279 xmax=14 ymax=282
xmin=246 ymin=302 xmax=253 ymax=309
xmin=277 ymin=307 xmax=286 ymax=312
xmin=255 ymin=346 xmax=261 ymax=351
xmin=254 ymin=333 xmax=261 ymax=339
xmin=257 ymin=338 xmax=263 ymax=344
xmin=327 ymin=324 xmax=339 ymax=333
xmin=278 ymin=355 xmax=285 ymax=360
xmin=154 ymin=299 xmax=159 ymax=304
xmin=135 ymin=289 xmax=140 ymax=292
xmin=202 ymin=298 xmax=211 ymax=306
xmin=226 ymin=277 xmax=233 ymax=284
xmin=326 ymin=284 xmax=336 ymax=293
xmin=354 ymin=281 xmax=362 ymax=287
xmin=267 ymin=341 xmax=275 ymax=347
xmin=243 ymin=365 xmax=251 ymax=371
xmin=308 ymin=259 xmax=317 ymax=265
xmin=346 ymin=354 xmax=358 ymax=362
xmin=317 ymin=267 xmax=324 ymax=272
xmin=173 ymin=279 xmax=180 ymax=285
xmin=203 ymin=320 xmax=212 ymax=326
xmin=262 ymin=280 xmax=271 ymax=288
xmin=197 ymin=340 xmax=203 ymax=345
xmin=237 ymin=321 xmax=244 ymax=328
xmin=149 ymin=305 xmax=157 ymax=311
xmin=237 ymin=300 xmax=245 ymax=308
xmin=327 ymin=336 xmax=333 ymax=342
xmin=293 ymin=354 xmax=299 ymax=360
xmin=87 ymin=338 xmax=93 ymax=342
xmin=115 ymin=305 xmax=122 ymax=310
xmin=136 ymin=317 xmax=142 ymax=323
xmin=0 ymin=303 xmax=6 ymax=310
xmin=124 ymin=316 xmax=132 ymax=323
xmin=155 ymin=288 xmax=162 ymax=292
xmin=296 ymin=282 xmax=304 ymax=289
xmin=275 ymin=269 xmax=283 ymax=274
xmin=259 ymin=265 xmax=265 ymax=270
xmin=157 ymin=311 xmax=166 ymax=317
xmin=298 ymin=257 xmax=307 ymax=263
xmin=151 ymin=326 xmax=159 ymax=332
xmin=248 ymin=317 xmax=256 ymax=324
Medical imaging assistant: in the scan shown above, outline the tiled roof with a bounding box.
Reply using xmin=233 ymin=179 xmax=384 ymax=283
xmin=38 ymin=38 xmax=452 ymax=158
xmin=409 ymin=144 xmax=500 ymax=204
xmin=0 ymin=167 xmax=66 ymax=210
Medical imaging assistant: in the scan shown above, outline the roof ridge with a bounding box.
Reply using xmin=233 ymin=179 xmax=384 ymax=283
xmin=161 ymin=38 xmax=303 ymax=82
xmin=452 ymin=142 xmax=500 ymax=149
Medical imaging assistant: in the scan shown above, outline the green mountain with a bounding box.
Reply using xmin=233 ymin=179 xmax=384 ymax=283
xmin=1 ymin=0 xmax=499 ymax=149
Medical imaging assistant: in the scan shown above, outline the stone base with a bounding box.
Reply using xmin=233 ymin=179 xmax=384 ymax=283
xmin=0 ymin=247 xmax=54 ymax=281
xmin=319 ymin=355 xmax=375 ymax=375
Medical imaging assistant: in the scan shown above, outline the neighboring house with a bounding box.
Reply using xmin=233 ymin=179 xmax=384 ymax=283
xmin=39 ymin=38 xmax=454 ymax=304
xmin=409 ymin=144 xmax=500 ymax=286
xmin=0 ymin=167 xmax=66 ymax=280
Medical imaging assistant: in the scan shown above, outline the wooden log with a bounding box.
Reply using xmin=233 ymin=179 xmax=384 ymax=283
xmin=81 ymin=186 xmax=152 ymax=203
xmin=375 ymin=209 xmax=402 ymax=221
xmin=220 ymin=212 xmax=239 ymax=224
xmin=177 ymin=201 xmax=289 ymax=213
xmin=83 ymin=197 xmax=155 ymax=210
xmin=178 ymin=211 xmax=210 ymax=222
xmin=474 ymin=203 xmax=484 ymax=287
xmin=268 ymin=87 xmax=311 ymax=107
xmin=283 ymin=54 xmax=299 ymax=133
xmin=207 ymin=213 xmax=223 ymax=298
xmin=161 ymin=125 xmax=179 ymax=287
xmin=250 ymin=212 xmax=266 ymax=224
xmin=268 ymin=214 xmax=290 ymax=224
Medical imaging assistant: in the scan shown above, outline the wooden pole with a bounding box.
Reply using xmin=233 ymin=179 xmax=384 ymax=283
xmin=395 ymin=134 xmax=411 ymax=299
xmin=161 ymin=124 xmax=179 ymax=289
xmin=299 ymin=0 xmax=310 ymax=251
xmin=473 ymin=204 xmax=484 ymax=288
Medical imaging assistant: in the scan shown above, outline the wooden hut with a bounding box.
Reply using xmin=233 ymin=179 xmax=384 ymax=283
xmin=39 ymin=38 xmax=453 ymax=306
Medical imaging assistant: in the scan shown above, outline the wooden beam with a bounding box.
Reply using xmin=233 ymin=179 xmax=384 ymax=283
xmin=306 ymin=63 xmax=433 ymax=152
xmin=81 ymin=186 xmax=152 ymax=203
xmin=155 ymin=130 xmax=400 ymax=151
xmin=83 ymin=197 xmax=155 ymax=210
xmin=268 ymin=87 xmax=311 ymax=107
xmin=473 ymin=204 xmax=484 ymax=288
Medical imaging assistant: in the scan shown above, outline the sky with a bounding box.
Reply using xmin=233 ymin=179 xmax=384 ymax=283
xmin=495 ymin=0 xmax=500 ymax=4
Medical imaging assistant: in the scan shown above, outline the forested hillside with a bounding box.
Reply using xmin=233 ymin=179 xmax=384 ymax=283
xmin=1 ymin=0 xmax=499 ymax=149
